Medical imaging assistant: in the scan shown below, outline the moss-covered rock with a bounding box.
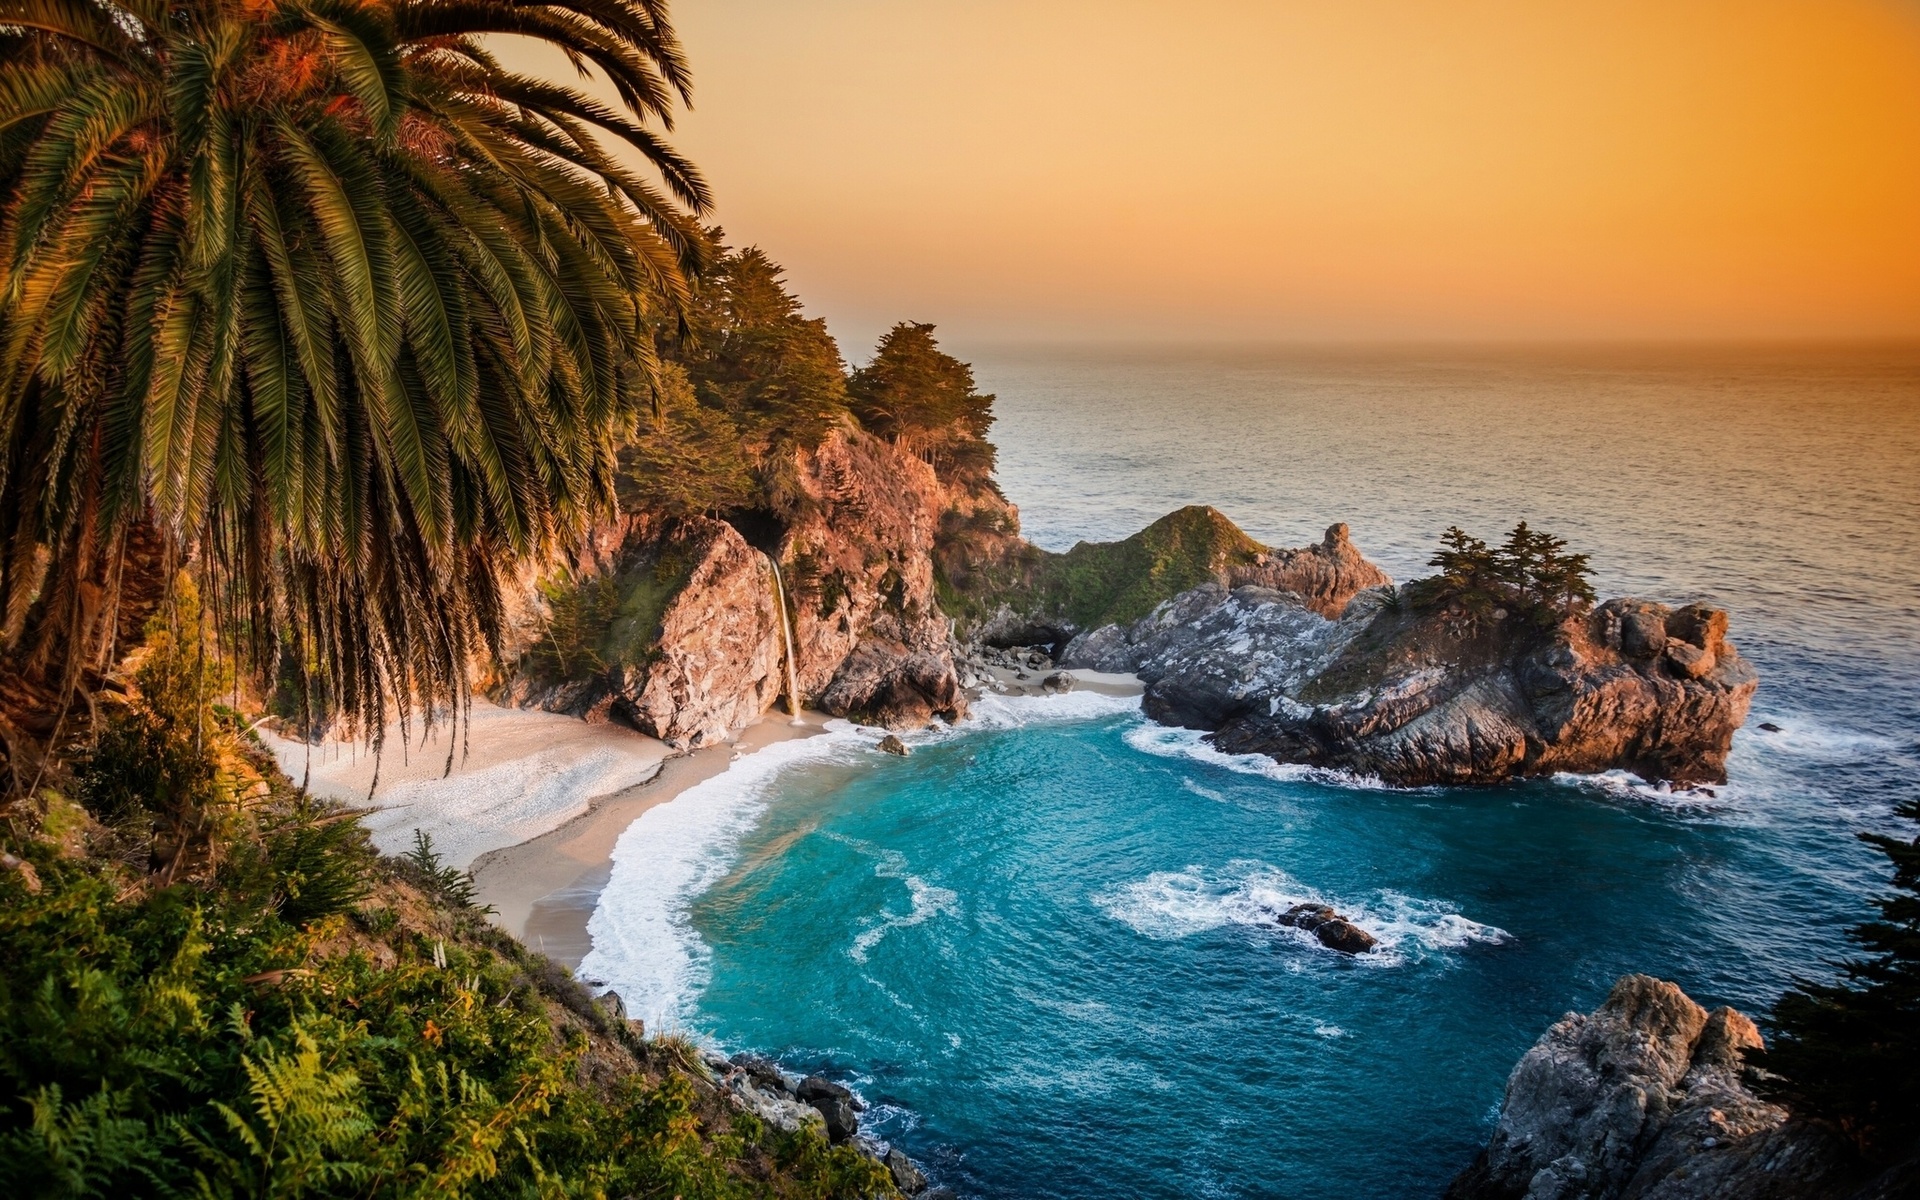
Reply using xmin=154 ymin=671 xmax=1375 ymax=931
xmin=940 ymin=505 xmax=1392 ymax=646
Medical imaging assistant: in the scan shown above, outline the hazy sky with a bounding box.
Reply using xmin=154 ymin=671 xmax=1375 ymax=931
xmin=530 ymin=1 xmax=1920 ymax=352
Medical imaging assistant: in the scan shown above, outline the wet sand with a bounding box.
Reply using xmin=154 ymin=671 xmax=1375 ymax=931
xmin=470 ymin=711 xmax=830 ymax=965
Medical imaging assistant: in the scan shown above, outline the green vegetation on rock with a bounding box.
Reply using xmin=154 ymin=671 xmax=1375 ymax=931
xmin=940 ymin=505 xmax=1267 ymax=636
xmin=1411 ymin=522 xmax=1597 ymax=623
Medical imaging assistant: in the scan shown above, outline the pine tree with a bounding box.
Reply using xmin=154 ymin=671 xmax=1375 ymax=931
xmin=1428 ymin=527 xmax=1501 ymax=612
xmin=1754 ymin=799 xmax=1920 ymax=1159
xmin=848 ymin=323 xmax=998 ymax=485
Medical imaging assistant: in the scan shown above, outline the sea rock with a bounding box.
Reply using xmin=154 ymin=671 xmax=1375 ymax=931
xmin=1274 ymin=902 xmax=1377 ymax=954
xmin=721 ymin=1063 xmax=826 ymax=1137
xmin=1067 ymin=582 xmax=1757 ymax=787
xmin=796 ymin=1075 xmax=862 ymax=1143
xmin=1446 ymin=975 xmax=1862 ymax=1200
xmin=1041 ymin=671 xmax=1074 ymax=694
xmin=730 ymin=1053 xmax=797 ymax=1098
xmin=946 ymin=508 xmax=1393 ymax=655
xmin=877 ymin=734 xmax=911 ymax=756
xmin=885 ymin=1147 xmax=929 ymax=1194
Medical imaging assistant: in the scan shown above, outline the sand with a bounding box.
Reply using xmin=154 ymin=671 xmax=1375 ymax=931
xmin=276 ymin=669 xmax=1140 ymax=971
xmin=973 ymin=665 xmax=1146 ymax=698
xmin=260 ymin=698 xmax=675 ymax=870
xmin=469 ymin=711 xmax=831 ymax=964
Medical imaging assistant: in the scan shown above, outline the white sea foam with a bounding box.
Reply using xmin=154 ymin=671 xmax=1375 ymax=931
xmin=1122 ymin=721 xmax=1393 ymax=791
xmin=1737 ymin=712 xmax=1900 ymax=759
xmin=841 ymin=840 xmax=960 ymax=964
xmin=1180 ymin=777 xmax=1229 ymax=802
xmin=1552 ymin=769 xmax=1735 ymax=811
xmin=582 ymin=688 xmax=1139 ymax=1030
xmin=578 ymin=723 xmax=867 ymax=1031
xmin=1092 ymin=859 xmax=1507 ymax=966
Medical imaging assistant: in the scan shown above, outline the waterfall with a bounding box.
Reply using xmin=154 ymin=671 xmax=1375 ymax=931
xmin=767 ymin=556 xmax=807 ymax=726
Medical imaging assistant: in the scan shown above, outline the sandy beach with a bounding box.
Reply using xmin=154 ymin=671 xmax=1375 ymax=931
xmin=270 ymin=670 xmax=1143 ymax=970
xmin=261 ymin=698 xmax=676 ymax=870
xmin=470 ymin=710 xmax=832 ymax=964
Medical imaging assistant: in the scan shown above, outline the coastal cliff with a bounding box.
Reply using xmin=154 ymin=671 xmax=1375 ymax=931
xmin=498 ymin=426 xmax=969 ymax=743
xmin=1448 ymin=976 xmax=1911 ymax=1200
xmin=1061 ymin=567 xmax=1756 ymax=786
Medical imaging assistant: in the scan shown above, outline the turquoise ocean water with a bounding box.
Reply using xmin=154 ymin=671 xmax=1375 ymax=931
xmin=582 ymin=345 xmax=1920 ymax=1199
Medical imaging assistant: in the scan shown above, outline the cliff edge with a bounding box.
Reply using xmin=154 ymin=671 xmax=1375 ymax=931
xmin=1448 ymin=975 xmax=1910 ymax=1200
xmin=497 ymin=427 xmax=968 ymax=744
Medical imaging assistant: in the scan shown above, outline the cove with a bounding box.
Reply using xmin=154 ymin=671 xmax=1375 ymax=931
xmin=581 ymin=689 xmax=1875 ymax=1200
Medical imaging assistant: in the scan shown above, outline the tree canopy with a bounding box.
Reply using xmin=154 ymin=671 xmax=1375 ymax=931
xmin=848 ymin=321 xmax=996 ymax=487
xmin=0 ymin=0 xmax=709 ymax=772
xmin=1424 ymin=522 xmax=1595 ymax=620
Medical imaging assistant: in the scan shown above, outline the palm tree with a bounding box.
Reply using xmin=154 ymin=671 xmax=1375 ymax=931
xmin=0 ymin=0 xmax=710 ymax=784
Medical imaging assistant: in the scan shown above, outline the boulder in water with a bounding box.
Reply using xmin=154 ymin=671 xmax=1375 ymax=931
xmin=796 ymin=1075 xmax=863 ymax=1143
xmin=885 ymin=1147 xmax=928 ymax=1194
xmin=877 ymin=733 xmax=911 ymax=756
xmin=1275 ymin=902 xmax=1377 ymax=954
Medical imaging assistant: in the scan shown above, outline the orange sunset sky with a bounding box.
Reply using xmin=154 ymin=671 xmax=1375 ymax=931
xmin=521 ymin=1 xmax=1920 ymax=348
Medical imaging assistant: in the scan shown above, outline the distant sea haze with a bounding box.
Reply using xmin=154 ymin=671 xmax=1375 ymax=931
xmin=586 ymin=342 xmax=1919 ymax=1199
xmin=970 ymin=341 xmax=1919 ymax=751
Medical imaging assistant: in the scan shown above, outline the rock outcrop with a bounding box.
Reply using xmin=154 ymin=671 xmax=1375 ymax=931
xmin=779 ymin=428 xmax=968 ymax=728
xmin=941 ymin=507 xmax=1391 ymax=653
xmin=1063 ymin=581 xmax=1757 ymax=787
xmin=497 ymin=515 xmax=784 ymax=749
xmin=1225 ymin=523 xmax=1395 ymax=617
xmin=498 ymin=428 xmax=969 ymax=743
xmin=1447 ymin=975 xmax=1884 ymax=1200
xmin=1272 ymin=902 xmax=1376 ymax=954
xmin=706 ymin=1051 xmax=941 ymax=1194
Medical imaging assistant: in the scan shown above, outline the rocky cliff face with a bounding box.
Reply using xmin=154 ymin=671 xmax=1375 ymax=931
xmin=778 ymin=428 xmax=968 ymax=728
xmin=1447 ymin=975 xmax=1905 ymax=1200
xmin=1223 ymin=523 xmax=1394 ymax=617
xmin=497 ymin=427 xmax=968 ymax=743
xmin=1064 ymin=580 xmax=1757 ymax=786
xmin=496 ymin=515 xmax=785 ymax=748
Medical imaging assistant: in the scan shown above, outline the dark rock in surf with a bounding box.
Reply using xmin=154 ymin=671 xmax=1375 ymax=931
xmin=796 ymin=1075 xmax=863 ymax=1143
xmin=877 ymin=733 xmax=911 ymax=756
xmin=1275 ymin=903 xmax=1377 ymax=954
xmin=885 ymin=1147 xmax=928 ymax=1194
xmin=730 ymin=1053 xmax=795 ymax=1098
xmin=1041 ymin=672 xmax=1074 ymax=693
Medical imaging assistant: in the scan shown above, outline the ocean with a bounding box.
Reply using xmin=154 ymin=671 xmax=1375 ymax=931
xmin=580 ymin=344 xmax=1920 ymax=1199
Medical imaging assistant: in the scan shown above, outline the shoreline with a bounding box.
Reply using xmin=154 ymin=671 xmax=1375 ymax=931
xmin=467 ymin=667 xmax=1144 ymax=969
xmin=470 ymin=710 xmax=832 ymax=963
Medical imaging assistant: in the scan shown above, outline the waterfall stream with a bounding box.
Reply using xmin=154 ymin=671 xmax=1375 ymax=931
xmin=767 ymin=556 xmax=807 ymax=725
